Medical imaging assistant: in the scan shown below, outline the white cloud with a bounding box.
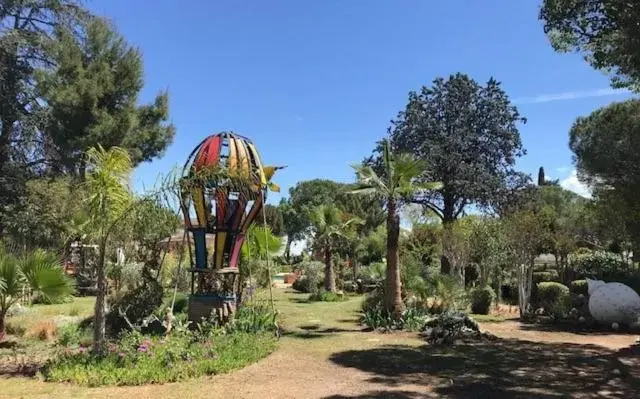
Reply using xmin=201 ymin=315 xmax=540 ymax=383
xmin=560 ymin=169 xmax=591 ymax=198
xmin=513 ymin=88 xmax=630 ymax=105
xmin=555 ymin=166 xmax=570 ymax=173
xmin=295 ymin=116 xmax=304 ymax=122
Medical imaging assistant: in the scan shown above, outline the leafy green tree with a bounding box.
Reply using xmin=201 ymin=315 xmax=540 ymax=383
xmin=83 ymin=145 xmax=133 ymax=351
xmin=255 ymin=204 xmax=284 ymax=236
xmin=278 ymin=199 xmax=306 ymax=262
xmin=310 ymin=205 xmax=360 ymax=292
xmin=0 ymin=248 xmax=74 ymax=340
xmin=352 ymin=140 xmax=442 ymax=318
xmin=502 ymin=210 xmax=553 ymax=316
xmin=3 ymin=178 xmax=86 ymax=251
xmin=0 ymin=0 xmax=89 ymax=235
xmin=569 ymin=99 xmax=640 ymax=256
xmin=540 ymin=0 xmax=640 ymax=91
xmin=381 ymin=73 xmax=525 ymax=273
xmin=36 ymin=17 xmax=175 ymax=176
xmin=468 ymin=217 xmax=507 ymax=287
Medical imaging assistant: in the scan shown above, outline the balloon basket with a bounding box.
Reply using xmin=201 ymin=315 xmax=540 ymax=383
xmin=188 ymin=293 xmax=237 ymax=324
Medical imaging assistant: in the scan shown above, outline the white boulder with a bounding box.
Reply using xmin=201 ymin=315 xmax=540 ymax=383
xmin=587 ymin=278 xmax=640 ymax=324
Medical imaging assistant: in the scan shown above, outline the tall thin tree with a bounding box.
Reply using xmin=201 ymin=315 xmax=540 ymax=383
xmin=351 ymin=140 xmax=442 ymax=318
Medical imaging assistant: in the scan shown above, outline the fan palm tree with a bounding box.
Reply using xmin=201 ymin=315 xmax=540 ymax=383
xmin=83 ymin=145 xmax=133 ymax=352
xmin=351 ymin=140 xmax=442 ymax=319
xmin=310 ymin=205 xmax=362 ymax=292
xmin=0 ymin=248 xmax=74 ymax=341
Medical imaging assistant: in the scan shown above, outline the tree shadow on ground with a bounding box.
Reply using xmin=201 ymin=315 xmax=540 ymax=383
xmin=519 ymin=319 xmax=639 ymax=336
xmin=324 ymin=390 xmax=425 ymax=399
xmin=282 ymin=326 xmax=360 ymax=340
xmin=329 ymin=338 xmax=640 ymax=398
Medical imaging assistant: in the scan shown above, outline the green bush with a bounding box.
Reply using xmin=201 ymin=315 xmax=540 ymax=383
xmin=536 ymin=282 xmax=571 ymax=319
xmin=160 ymin=292 xmax=189 ymax=315
xmin=570 ymin=280 xmax=589 ymax=296
xmin=57 ymin=324 xmax=92 ymax=347
xmin=42 ymin=330 xmax=277 ymax=386
xmin=308 ymin=290 xmax=346 ymax=302
xmin=360 ymin=288 xmax=427 ymax=331
xmin=421 ymin=310 xmax=480 ymax=345
xmin=291 ymin=261 xmax=324 ymax=293
xmin=226 ymin=302 xmax=277 ymax=334
xmin=573 ymin=250 xmax=629 ymax=279
xmin=470 ymin=286 xmax=495 ymax=315
xmin=532 ymin=271 xmax=559 ymax=284
xmin=107 ymin=280 xmax=164 ymax=334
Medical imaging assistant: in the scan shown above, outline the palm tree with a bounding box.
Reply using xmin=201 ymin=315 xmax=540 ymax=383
xmin=310 ymin=205 xmax=361 ymax=292
xmin=83 ymin=145 xmax=133 ymax=352
xmin=0 ymin=248 xmax=74 ymax=341
xmin=351 ymin=140 xmax=441 ymax=319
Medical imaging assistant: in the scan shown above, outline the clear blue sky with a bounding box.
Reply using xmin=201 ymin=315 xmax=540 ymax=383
xmin=90 ymin=0 xmax=633 ymax=203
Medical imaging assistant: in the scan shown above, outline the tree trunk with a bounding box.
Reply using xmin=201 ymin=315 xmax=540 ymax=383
xmin=517 ymin=259 xmax=534 ymax=317
xmin=440 ymin=218 xmax=454 ymax=274
xmin=93 ymin=241 xmax=108 ymax=352
xmin=284 ymin=235 xmax=293 ymax=263
xmin=495 ymin=268 xmax=502 ymax=310
xmin=386 ymin=198 xmax=404 ymax=319
xmin=324 ymin=246 xmax=336 ymax=292
xmin=0 ymin=310 xmax=6 ymax=342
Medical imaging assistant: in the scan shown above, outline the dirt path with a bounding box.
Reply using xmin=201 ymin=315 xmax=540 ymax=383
xmin=1 ymin=290 xmax=638 ymax=398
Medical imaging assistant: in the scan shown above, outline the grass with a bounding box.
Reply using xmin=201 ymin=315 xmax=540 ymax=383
xmin=6 ymin=296 xmax=95 ymax=333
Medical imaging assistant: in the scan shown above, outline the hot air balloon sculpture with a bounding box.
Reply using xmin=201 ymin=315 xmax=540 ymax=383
xmin=179 ymin=131 xmax=282 ymax=322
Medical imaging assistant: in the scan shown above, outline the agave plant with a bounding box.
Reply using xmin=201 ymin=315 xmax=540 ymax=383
xmin=0 ymin=248 xmax=75 ymax=340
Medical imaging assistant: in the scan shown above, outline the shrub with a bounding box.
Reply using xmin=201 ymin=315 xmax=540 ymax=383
xmin=160 ymin=292 xmax=189 ymax=315
xmin=107 ymin=280 xmax=164 ymax=334
xmin=536 ymin=282 xmax=571 ymax=318
xmin=291 ymin=261 xmax=324 ymax=293
xmin=533 ymin=271 xmax=559 ymax=284
xmin=360 ymin=288 xmax=427 ymax=331
xmin=421 ymin=310 xmax=482 ymax=345
xmin=42 ymin=330 xmax=277 ymax=386
xmin=58 ymin=324 xmax=92 ymax=347
xmin=308 ymin=290 xmax=345 ymax=302
xmin=570 ymin=280 xmax=589 ymax=296
xmin=573 ymin=250 xmax=629 ymax=279
xmin=501 ymin=283 xmax=518 ymax=305
xmin=226 ymin=302 xmax=277 ymax=334
xmin=470 ymin=286 xmax=495 ymax=315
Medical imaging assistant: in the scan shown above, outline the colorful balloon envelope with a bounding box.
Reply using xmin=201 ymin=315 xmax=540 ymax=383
xmin=180 ymin=132 xmax=272 ymax=272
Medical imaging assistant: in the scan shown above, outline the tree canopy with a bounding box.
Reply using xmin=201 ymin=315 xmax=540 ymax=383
xmin=37 ymin=17 xmax=175 ymax=176
xmin=540 ymin=0 xmax=640 ymax=91
xmin=383 ymin=73 xmax=526 ymax=223
xmin=569 ymin=99 xmax=640 ymax=249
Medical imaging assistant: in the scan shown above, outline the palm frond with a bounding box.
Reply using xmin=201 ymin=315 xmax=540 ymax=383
xmin=20 ymin=250 xmax=74 ymax=302
xmin=0 ymin=251 xmax=24 ymax=298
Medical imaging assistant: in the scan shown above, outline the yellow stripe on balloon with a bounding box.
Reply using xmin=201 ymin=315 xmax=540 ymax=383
xmin=228 ymin=138 xmax=238 ymax=170
xmin=247 ymin=143 xmax=267 ymax=187
xmin=215 ymin=231 xmax=226 ymax=268
xmin=235 ymin=139 xmax=250 ymax=177
xmin=192 ymin=187 xmax=207 ymax=227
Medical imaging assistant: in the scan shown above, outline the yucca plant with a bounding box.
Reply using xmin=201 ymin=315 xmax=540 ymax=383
xmin=0 ymin=248 xmax=74 ymax=341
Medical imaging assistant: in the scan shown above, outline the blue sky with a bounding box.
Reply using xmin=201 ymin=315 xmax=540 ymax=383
xmin=89 ymin=0 xmax=633 ymax=203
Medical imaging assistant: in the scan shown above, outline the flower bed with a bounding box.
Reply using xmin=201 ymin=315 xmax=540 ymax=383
xmin=41 ymin=330 xmax=276 ymax=386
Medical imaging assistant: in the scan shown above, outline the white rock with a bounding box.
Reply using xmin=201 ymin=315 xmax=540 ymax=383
xmin=586 ymin=278 xmax=640 ymax=324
